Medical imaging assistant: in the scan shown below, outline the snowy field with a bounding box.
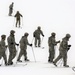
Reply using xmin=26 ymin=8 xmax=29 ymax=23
xmin=0 ymin=0 xmax=75 ymax=75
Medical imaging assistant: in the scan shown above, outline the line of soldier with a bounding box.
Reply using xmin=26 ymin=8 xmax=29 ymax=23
xmin=0 ymin=26 xmax=71 ymax=67
xmin=9 ymin=2 xmax=23 ymax=28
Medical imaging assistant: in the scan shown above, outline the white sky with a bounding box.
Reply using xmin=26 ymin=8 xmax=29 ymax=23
xmin=0 ymin=0 xmax=75 ymax=75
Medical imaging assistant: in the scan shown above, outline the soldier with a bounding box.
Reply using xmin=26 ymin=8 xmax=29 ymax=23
xmin=53 ymin=34 xmax=71 ymax=67
xmin=9 ymin=2 xmax=14 ymax=16
xmin=17 ymin=33 xmax=32 ymax=62
xmin=7 ymin=30 xmax=19 ymax=65
xmin=0 ymin=35 xmax=7 ymax=66
xmin=48 ymin=32 xmax=60 ymax=63
xmin=14 ymin=11 xmax=23 ymax=28
xmin=33 ymin=26 xmax=44 ymax=47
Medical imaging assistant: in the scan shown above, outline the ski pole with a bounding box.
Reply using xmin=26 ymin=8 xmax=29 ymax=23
xmin=57 ymin=58 xmax=63 ymax=67
xmin=41 ymin=36 xmax=45 ymax=49
xmin=31 ymin=37 xmax=34 ymax=44
xmin=59 ymin=59 xmax=63 ymax=67
xmin=22 ymin=17 xmax=23 ymax=26
xmin=13 ymin=45 xmax=19 ymax=67
xmin=13 ymin=9 xmax=16 ymax=13
xmin=0 ymin=57 xmax=3 ymax=66
xmin=31 ymin=46 xmax=36 ymax=62
xmin=13 ymin=17 xmax=15 ymax=27
xmin=41 ymin=36 xmax=44 ymax=44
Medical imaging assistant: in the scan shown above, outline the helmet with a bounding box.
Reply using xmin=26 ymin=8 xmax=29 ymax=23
xmin=12 ymin=2 xmax=14 ymax=4
xmin=51 ymin=32 xmax=56 ymax=36
xmin=1 ymin=35 xmax=6 ymax=39
xmin=24 ymin=32 xmax=29 ymax=36
xmin=66 ymin=34 xmax=71 ymax=38
xmin=17 ymin=11 xmax=19 ymax=13
xmin=38 ymin=26 xmax=41 ymax=30
xmin=10 ymin=30 xmax=15 ymax=34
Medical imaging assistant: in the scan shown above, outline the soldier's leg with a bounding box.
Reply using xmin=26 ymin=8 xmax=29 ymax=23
xmin=50 ymin=50 xmax=53 ymax=62
xmin=12 ymin=50 xmax=16 ymax=60
xmin=8 ymin=51 xmax=13 ymax=64
xmin=16 ymin=19 xmax=18 ymax=27
xmin=0 ymin=55 xmax=2 ymax=66
xmin=53 ymin=52 xmax=62 ymax=63
xmin=51 ymin=50 xmax=55 ymax=62
xmin=9 ymin=9 xmax=12 ymax=16
xmin=24 ymin=49 xmax=27 ymax=60
xmin=35 ymin=38 xmax=37 ymax=47
xmin=17 ymin=49 xmax=23 ymax=61
xmin=48 ymin=50 xmax=51 ymax=62
xmin=8 ymin=48 xmax=16 ymax=65
xmin=24 ymin=49 xmax=29 ymax=61
xmin=53 ymin=50 xmax=55 ymax=59
xmin=2 ymin=53 xmax=7 ymax=65
xmin=62 ymin=51 xmax=68 ymax=67
xmin=19 ymin=19 xmax=21 ymax=27
xmin=38 ymin=38 xmax=41 ymax=47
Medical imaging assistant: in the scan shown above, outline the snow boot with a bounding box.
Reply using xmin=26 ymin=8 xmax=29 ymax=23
xmin=17 ymin=60 xmax=22 ymax=62
xmin=53 ymin=61 xmax=57 ymax=67
xmin=25 ymin=59 xmax=29 ymax=61
xmin=63 ymin=65 xmax=69 ymax=67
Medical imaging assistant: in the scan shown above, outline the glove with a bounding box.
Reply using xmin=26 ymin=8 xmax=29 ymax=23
xmin=16 ymin=44 xmax=19 ymax=46
xmin=68 ymin=45 xmax=71 ymax=47
xmin=5 ymin=45 xmax=8 ymax=48
xmin=67 ymin=47 xmax=70 ymax=51
xmin=56 ymin=40 xmax=60 ymax=43
xmin=33 ymin=34 xmax=35 ymax=37
xmin=58 ymin=40 xmax=60 ymax=43
xmin=30 ymin=44 xmax=32 ymax=46
xmin=43 ymin=35 xmax=44 ymax=37
xmin=11 ymin=43 xmax=14 ymax=45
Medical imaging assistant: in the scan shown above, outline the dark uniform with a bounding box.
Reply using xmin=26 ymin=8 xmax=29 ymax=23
xmin=14 ymin=11 xmax=23 ymax=27
xmin=53 ymin=34 xmax=71 ymax=67
xmin=9 ymin=2 xmax=14 ymax=16
xmin=33 ymin=26 xmax=44 ymax=47
xmin=17 ymin=33 xmax=32 ymax=62
xmin=0 ymin=35 xmax=7 ymax=65
xmin=7 ymin=30 xmax=19 ymax=65
xmin=48 ymin=32 xmax=60 ymax=62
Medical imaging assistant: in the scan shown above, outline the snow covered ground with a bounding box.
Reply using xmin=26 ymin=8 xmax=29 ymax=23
xmin=0 ymin=0 xmax=75 ymax=75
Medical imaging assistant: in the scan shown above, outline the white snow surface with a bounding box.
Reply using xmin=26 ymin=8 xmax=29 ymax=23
xmin=0 ymin=0 xmax=75 ymax=75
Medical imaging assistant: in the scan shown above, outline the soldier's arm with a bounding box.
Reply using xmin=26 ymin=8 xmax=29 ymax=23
xmin=40 ymin=30 xmax=44 ymax=37
xmin=14 ymin=13 xmax=17 ymax=17
xmin=14 ymin=14 xmax=16 ymax=17
xmin=56 ymin=40 xmax=60 ymax=44
xmin=26 ymin=39 xmax=32 ymax=46
xmin=19 ymin=13 xmax=23 ymax=17
xmin=52 ymin=38 xmax=57 ymax=45
xmin=24 ymin=38 xmax=30 ymax=45
xmin=48 ymin=37 xmax=51 ymax=46
xmin=7 ymin=37 xmax=14 ymax=45
xmin=62 ymin=41 xmax=68 ymax=49
xmin=9 ymin=5 xmax=11 ymax=8
xmin=33 ymin=31 xmax=36 ymax=37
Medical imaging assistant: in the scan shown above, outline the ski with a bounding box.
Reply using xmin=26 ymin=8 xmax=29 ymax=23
xmin=6 ymin=63 xmax=27 ymax=67
xmin=72 ymin=67 xmax=75 ymax=72
xmin=34 ymin=47 xmax=45 ymax=49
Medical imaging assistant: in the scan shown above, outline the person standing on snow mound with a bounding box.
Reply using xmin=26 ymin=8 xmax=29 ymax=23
xmin=33 ymin=26 xmax=44 ymax=47
xmin=53 ymin=34 xmax=71 ymax=67
xmin=7 ymin=30 xmax=19 ymax=65
xmin=48 ymin=32 xmax=60 ymax=63
xmin=17 ymin=33 xmax=32 ymax=62
xmin=9 ymin=2 xmax=14 ymax=16
xmin=0 ymin=35 xmax=8 ymax=66
xmin=14 ymin=11 xmax=23 ymax=28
